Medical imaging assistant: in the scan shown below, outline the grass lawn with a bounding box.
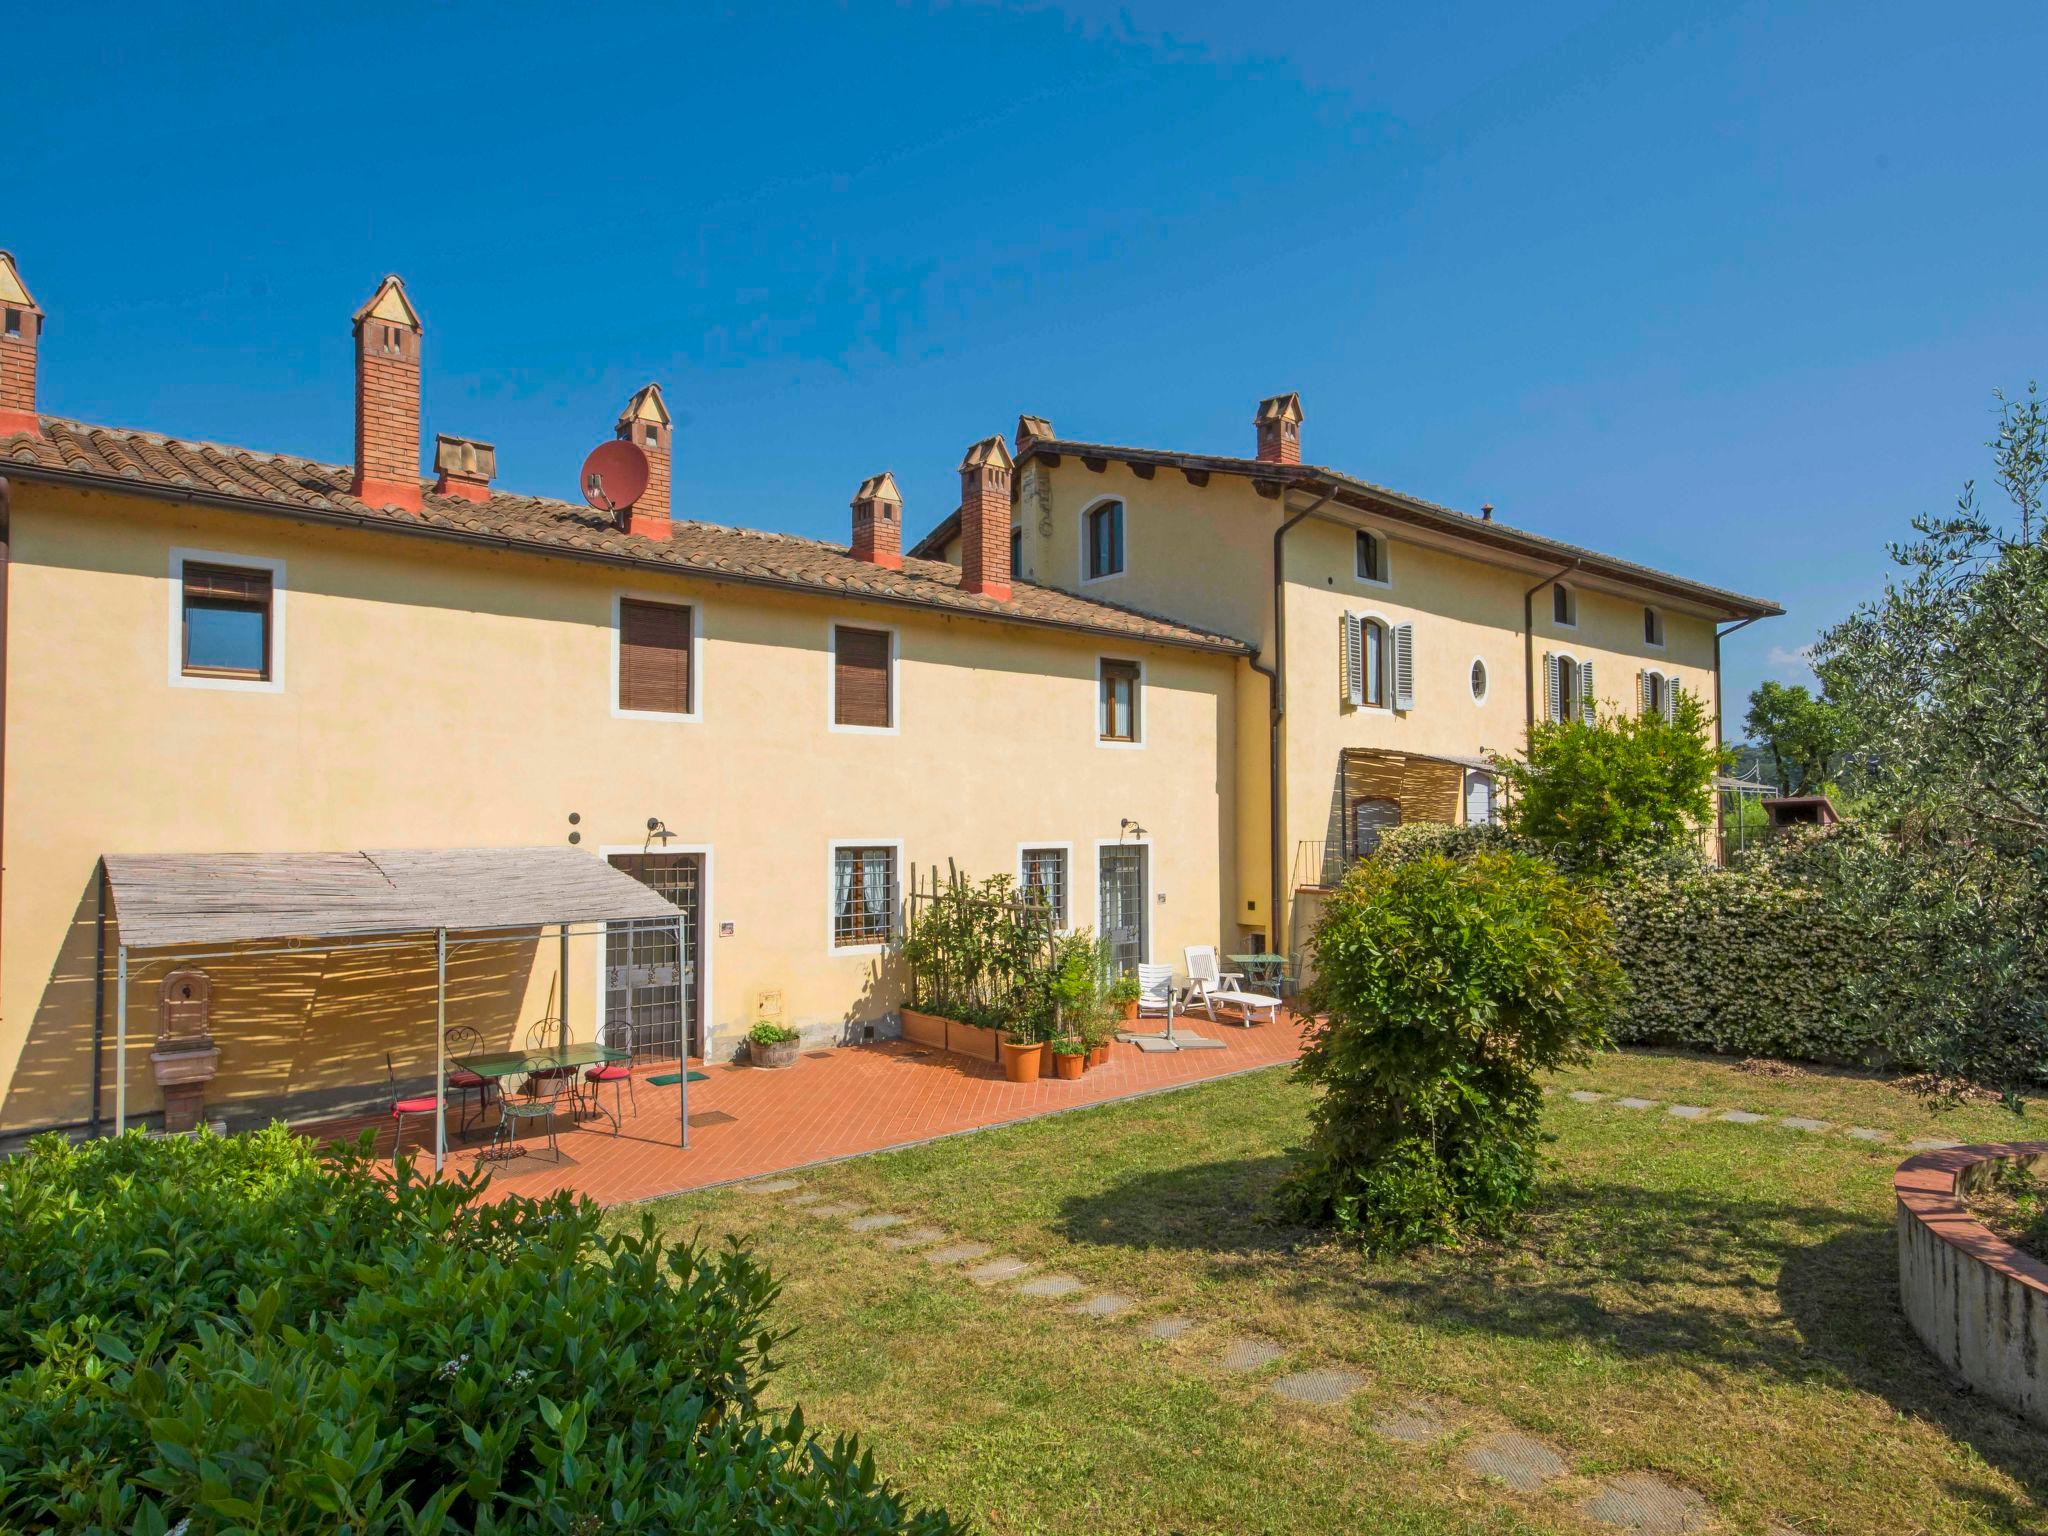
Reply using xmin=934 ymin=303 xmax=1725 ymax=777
xmin=639 ymin=1049 xmax=2048 ymax=1535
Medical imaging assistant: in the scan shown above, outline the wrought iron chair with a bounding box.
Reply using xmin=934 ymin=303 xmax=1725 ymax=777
xmin=582 ymin=1016 xmax=638 ymax=1129
xmin=494 ymin=1052 xmax=572 ymax=1162
xmin=444 ymin=1024 xmax=497 ymax=1136
xmin=522 ymin=1016 xmax=577 ymax=1099
xmin=384 ymin=1052 xmax=443 ymax=1161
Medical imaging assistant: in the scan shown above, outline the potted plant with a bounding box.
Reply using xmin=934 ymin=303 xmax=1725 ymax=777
xmin=999 ymin=1029 xmax=1043 ymax=1084
xmin=1110 ymin=971 xmax=1141 ymax=1024
xmin=1052 ymin=1037 xmax=1087 ymax=1080
xmin=748 ymin=1020 xmax=801 ymax=1068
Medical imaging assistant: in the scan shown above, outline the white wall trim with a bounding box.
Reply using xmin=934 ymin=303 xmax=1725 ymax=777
xmin=167 ymin=545 xmax=286 ymax=693
xmin=1016 ymin=840 xmax=1076 ymax=931
xmin=827 ymin=616 xmax=901 ymax=736
xmin=610 ymin=589 xmax=704 ymax=723
xmin=827 ymin=837 xmax=905 ymax=957
xmin=1077 ymin=493 xmax=1128 ymax=587
xmin=1091 ymin=835 xmax=1155 ymax=966
xmin=1094 ymin=653 xmax=1148 ymax=748
xmin=592 ymin=842 xmax=714 ymax=1058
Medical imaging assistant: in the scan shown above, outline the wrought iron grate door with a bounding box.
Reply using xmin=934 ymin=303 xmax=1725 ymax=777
xmin=604 ymin=853 xmax=701 ymax=1059
xmin=1098 ymin=845 xmax=1148 ymax=977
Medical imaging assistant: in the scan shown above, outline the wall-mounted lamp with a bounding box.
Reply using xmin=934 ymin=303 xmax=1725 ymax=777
xmin=1119 ymin=817 xmax=1147 ymax=843
xmin=645 ymin=817 xmax=676 ymax=850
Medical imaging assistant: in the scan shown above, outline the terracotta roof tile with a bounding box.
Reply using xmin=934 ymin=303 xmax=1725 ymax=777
xmin=0 ymin=418 xmax=1250 ymax=655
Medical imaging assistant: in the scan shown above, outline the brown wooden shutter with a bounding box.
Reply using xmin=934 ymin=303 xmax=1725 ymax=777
xmin=834 ymin=627 xmax=891 ymax=728
xmin=183 ymin=562 xmax=272 ymax=605
xmin=618 ymin=600 xmax=692 ymax=714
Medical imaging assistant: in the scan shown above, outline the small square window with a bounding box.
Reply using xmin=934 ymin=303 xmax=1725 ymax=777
xmin=832 ymin=845 xmax=897 ymax=947
xmin=181 ymin=562 xmax=272 ymax=679
xmin=1644 ymin=606 xmax=1665 ymax=646
xmin=1553 ymin=585 xmax=1577 ymax=626
xmin=1356 ymin=530 xmax=1385 ymax=582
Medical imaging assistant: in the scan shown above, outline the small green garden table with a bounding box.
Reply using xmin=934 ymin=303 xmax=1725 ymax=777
xmin=1226 ymin=953 xmax=1292 ymax=991
xmin=462 ymin=1043 xmax=632 ymax=1145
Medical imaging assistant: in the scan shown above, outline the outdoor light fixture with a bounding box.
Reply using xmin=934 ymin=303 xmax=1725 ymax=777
xmin=644 ymin=817 xmax=676 ymax=850
xmin=1119 ymin=817 xmax=1147 ymax=842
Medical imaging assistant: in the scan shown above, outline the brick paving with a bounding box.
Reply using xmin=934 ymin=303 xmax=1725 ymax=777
xmin=300 ymin=1013 xmax=1310 ymax=1207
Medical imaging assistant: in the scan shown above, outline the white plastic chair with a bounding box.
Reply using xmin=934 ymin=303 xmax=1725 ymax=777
xmin=1184 ymin=945 xmax=1281 ymax=1027
xmin=1135 ymin=963 xmax=1175 ymax=1018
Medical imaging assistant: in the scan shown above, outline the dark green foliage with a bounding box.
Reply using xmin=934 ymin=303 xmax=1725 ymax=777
xmin=1742 ymin=681 xmax=1848 ymax=796
xmin=901 ymin=873 xmax=1054 ymax=1035
xmin=0 ymin=1127 xmax=958 ymax=1535
xmin=1285 ymin=851 xmax=1624 ymax=1253
xmin=1493 ymin=690 xmax=1726 ymax=872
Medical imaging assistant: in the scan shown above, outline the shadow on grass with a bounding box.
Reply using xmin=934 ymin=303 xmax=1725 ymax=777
xmin=1058 ymin=1156 xmax=2048 ymax=1516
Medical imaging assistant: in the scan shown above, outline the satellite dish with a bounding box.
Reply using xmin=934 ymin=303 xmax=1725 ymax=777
xmin=580 ymin=439 xmax=650 ymax=517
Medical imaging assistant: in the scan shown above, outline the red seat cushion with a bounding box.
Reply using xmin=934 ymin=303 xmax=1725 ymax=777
xmin=392 ymin=1096 xmax=439 ymax=1115
xmin=447 ymin=1070 xmax=486 ymax=1088
xmin=584 ymin=1064 xmax=632 ymax=1081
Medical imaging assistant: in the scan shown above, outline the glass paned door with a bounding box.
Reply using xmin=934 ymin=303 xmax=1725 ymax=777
xmin=1098 ymin=845 xmax=1148 ymax=976
xmin=605 ymin=853 xmax=701 ymax=1059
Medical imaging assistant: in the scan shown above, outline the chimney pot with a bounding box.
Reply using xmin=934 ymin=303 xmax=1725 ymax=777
xmin=350 ymin=275 xmax=423 ymax=513
xmin=850 ymin=471 xmax=904 ymax=569
xmin=433 ymin=434 xmax=496 ymax=504
xmin=614 ymin=383 xmax=674 ymax=540
xmin=1254 ymin=391 xmax=1303 ymax=465
xmin=957 ymin=434 xmax=1014 ymax=600
xmin=1480 ymin=502 xmax=1494 ymax=521
xmin=1015 ymin=413 xmax=1053 ymax=454
xmin=0 ymin=251 xmax=45 ymax=439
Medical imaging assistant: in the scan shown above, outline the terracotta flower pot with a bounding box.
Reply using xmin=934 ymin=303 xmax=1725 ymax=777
xmin=1000 ymin=1039 xmax=1042 ymax=1084
xmin=1054 ymin=1052 xmax=1085 ymax=1080
xmin=1121 ymin=1000 xmax=1139 ymax=1024
xmin=1037 ymin=1040 xmax=1055 ymax=1076
xmin=1087 ymin=1044 xmax=1110 ymax=1070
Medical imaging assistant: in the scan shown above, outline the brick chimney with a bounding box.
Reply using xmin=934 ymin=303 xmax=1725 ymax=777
xmin=1255 ymin=392 xmax=1303 ymax=465
xmin=0 ymin=252 xmax=44 ymax=439
xmin=351 ymin=275 xmax=423 ymax=512
xmin=433 ymin=434 xmax=495 ymax=503
xmin=957 ymin=434 xmax=1014 ymax=601
xmin=1015 ymin=413 xmax=1053 ymax=455
xmin=615 ymin=383 xmax=673 ymax=540
xmin=850 ymin=471 xmax=903 ymax=569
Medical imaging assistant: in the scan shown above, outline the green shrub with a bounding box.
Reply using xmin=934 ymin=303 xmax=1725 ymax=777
xmin=1285 ymin=851 xmax=1624 ymax=1252
xmin=749 ymin=1019 xmax=800 ymax=1046
xmin=0 ymin=1128 xmax=958 ymax=1535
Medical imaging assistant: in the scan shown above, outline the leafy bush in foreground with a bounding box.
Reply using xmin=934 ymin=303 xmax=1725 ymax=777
xmin=0 ymin=1126 xmax=958 ymax=1535
xmin=1285 ymin=850 xmax=1623 ymax=1252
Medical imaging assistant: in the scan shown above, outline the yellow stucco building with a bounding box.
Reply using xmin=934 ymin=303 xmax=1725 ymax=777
xmin=0 ymin=257 xmax=1777 ymax=1136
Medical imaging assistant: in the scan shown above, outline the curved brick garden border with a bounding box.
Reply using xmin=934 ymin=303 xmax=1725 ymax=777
xmin=1895 ymin=1141 xmax=2048 ymax=1427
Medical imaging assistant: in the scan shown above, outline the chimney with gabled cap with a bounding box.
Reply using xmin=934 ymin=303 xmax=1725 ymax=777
xmin=1015 ymin=413 xmax=1053 ymax=455
xmin=351 ymin=275 xmax=423 ymax=512
xmin=957 ymin=434 xmax=1014 ymax=600
xmin=615 ymin=382 xmax=672 ymax=539
xmin=1255 ymin=391 xmax=1303 ymax=465
xmin=433 ymin=434 xmax=495 ymax=503
xmin=850 ymin=471 xmax=903 ymax=569
xmin=0 ymin=251 xmax=44 ymax=439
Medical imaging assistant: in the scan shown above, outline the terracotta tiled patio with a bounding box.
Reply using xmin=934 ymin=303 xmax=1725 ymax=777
xmin=303 ymin=1011 xmax=1312 ymax=1206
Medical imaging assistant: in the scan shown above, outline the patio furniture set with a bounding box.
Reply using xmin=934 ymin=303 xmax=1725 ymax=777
xmin=1121 ymin=945 xmax=1287 ymax=1053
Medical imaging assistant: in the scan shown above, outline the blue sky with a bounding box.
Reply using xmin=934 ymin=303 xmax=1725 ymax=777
xmin=11 ymin=1 xmax=2046 ymax=725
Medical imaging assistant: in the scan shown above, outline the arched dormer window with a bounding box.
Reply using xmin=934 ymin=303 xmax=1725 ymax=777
xmin=1084 ymin=500 xmax=1125 ymax=580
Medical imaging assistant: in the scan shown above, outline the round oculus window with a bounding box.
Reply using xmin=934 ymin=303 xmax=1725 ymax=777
xmin=1470 ymin=658 xmax=1488 ymax=702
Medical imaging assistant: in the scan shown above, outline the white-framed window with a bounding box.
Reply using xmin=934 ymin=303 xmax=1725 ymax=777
xmin=1355 ymin=529 xmax=1391 ymax=587
xmin=1341 ymin=612 xmax=1413 ymax=711
xmin=1546 ymin=651 xmax=1594 ymax=723
xmin=1018 ymin=844 xmax=1071 ymax=929
xmin=612 ymin=591 xmax=702 ymax=721
xmin=1640 ymin=669 xmax=1680 ymax=722
xmin=1469 ymin=656 xmax=1489 ymax=704
xmin=829 ymin=620 xmax=898 ymax=734
xmin=1082 ymin=498 xmax=1125 ymax=582
xmin=1098 ymin=656 xmax=1144 ymax=746
xmin=168 ymin=547 xmax=285 ymax=693
xmin=829 ymin=840 xmax=901 ymax=952
xmin=1643 ymin=605 xmax=1665 ymax=648
xmin=1552 ymin=584 xmax=1578 ymax=628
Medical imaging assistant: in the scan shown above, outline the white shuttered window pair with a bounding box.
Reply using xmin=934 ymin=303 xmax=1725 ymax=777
xmin=1545 ymin=653 xmax=1595 ymax=723
xmin=1639 ymin=670 xmax=1680 ymax=722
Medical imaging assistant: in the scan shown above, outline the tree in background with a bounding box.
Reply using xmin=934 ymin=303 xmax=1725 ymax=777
xmin=1492 ymin=688 xmax=1726 ymax=872
xmin=1743 ymin=680 xmax=1848 ymax=795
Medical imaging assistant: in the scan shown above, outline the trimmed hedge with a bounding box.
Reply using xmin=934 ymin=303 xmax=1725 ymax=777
xmin=0 ymin=1126 xmax=958 ymax=1535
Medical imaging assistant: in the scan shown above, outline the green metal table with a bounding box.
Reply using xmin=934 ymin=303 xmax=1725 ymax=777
xmin=462 ymin=1043 xmax=632 ymax=1147
xmin=1226 ymin=953 xmax=1292 ymax=991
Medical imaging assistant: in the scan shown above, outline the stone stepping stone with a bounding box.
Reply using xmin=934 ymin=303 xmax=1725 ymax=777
xmin=1462 ymin=1431 xmax=1567 ymax=1492
xmin=925 ymin=1241 xmax=991 ymax=1266
xmin=1615 ymin=1098 xmax=1658 ymax=1110
xmin=1269 ymin=1367 xmax=1366 ymax=1406
xmin=964 ymin=1256 xmax=1033 ymax=1284
xmin=879 ymin=1225 xmax=950 ymax=1250
xmin=1569 ymin=1090 xmax=1606 ymax=1103
xmin=1143 ymin=1315 xmax=1195 ymax=1340
xmin=1781 ymin=1117 xmax=1830 ymax=1133
xmin=1580 ymin=1472 xmax=1715 ymax=1533
xmin=782 ymin=1191 xmax=828 ymax=1206
xmin=737 ymin=1177 xmax=802 ymax=1194
xmin=1717 ymin=1110 xmax=1767 ymax=1124
xmin=1666 ymin=1104 xmax=1710 ymax=1120
xmin=1844 ymin=1127 xmax=1889 ymax=1143
xmin=1370 ymin=1397 xmax=1454 ymax=1445
xmin=1909 ymin=1138 xmax=1962 ymax=1153
xmin=847 ymin=1212 xmax=907 ymax=1232
xmin=1015 ymin=1273 xmax=1084 ymax=1298
xmin=1217 ymin=1337 xmax=1285 ymax=1372
xmin=1072 ymin=1293 xmax=1134 ymax=1318
xmin=804 ymin=1201 xmax=865 ymax=1219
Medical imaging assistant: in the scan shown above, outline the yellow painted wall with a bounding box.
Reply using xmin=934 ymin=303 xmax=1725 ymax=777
xmin=0 ymin=483 xmax=1236 ymax=1130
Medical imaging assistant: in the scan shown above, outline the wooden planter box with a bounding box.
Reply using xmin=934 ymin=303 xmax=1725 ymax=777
xmin=901 ymin=1007 xmax=1007 ymax=1064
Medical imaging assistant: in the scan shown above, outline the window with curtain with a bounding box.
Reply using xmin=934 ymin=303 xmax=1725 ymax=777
xmin=1086 ymin=501 xmax=1124 ymax=579
xmin=1020 ymin=847 xmax=1068 ymax=928
xmin=181 ymin=562 xmax=273 ymax=678
xmin=1100 ymin=659 xmax=1140 ymax=742
xmin=832 ymin=845 xmax=897 ymax=947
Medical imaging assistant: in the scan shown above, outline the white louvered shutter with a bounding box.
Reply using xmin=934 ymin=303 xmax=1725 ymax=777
xmin=1665 ymin=677 xmax=1681 ymax=723
xmin=1639 ymin=670 xmax=1652 ymax=716
xmin=1393 ymin=622 xmax=1415 ymax=712
xmin=1579 ymin=659 xmax=1596 ymax=723
xmin=1341 ymin=613 xmax=1363 ymax=706
xmin=1545 ymin=653 xmax=1560 ymax=721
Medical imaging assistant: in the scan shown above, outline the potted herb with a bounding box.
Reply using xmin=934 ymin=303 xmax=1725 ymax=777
xmin=748 ymin=1020 xmax=801 ymax=1069
xmin=1110 ymin=971 xmax=1141 ymax=1024
xmin=1052 ymin=1037 xmax=1087 ymax=1080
